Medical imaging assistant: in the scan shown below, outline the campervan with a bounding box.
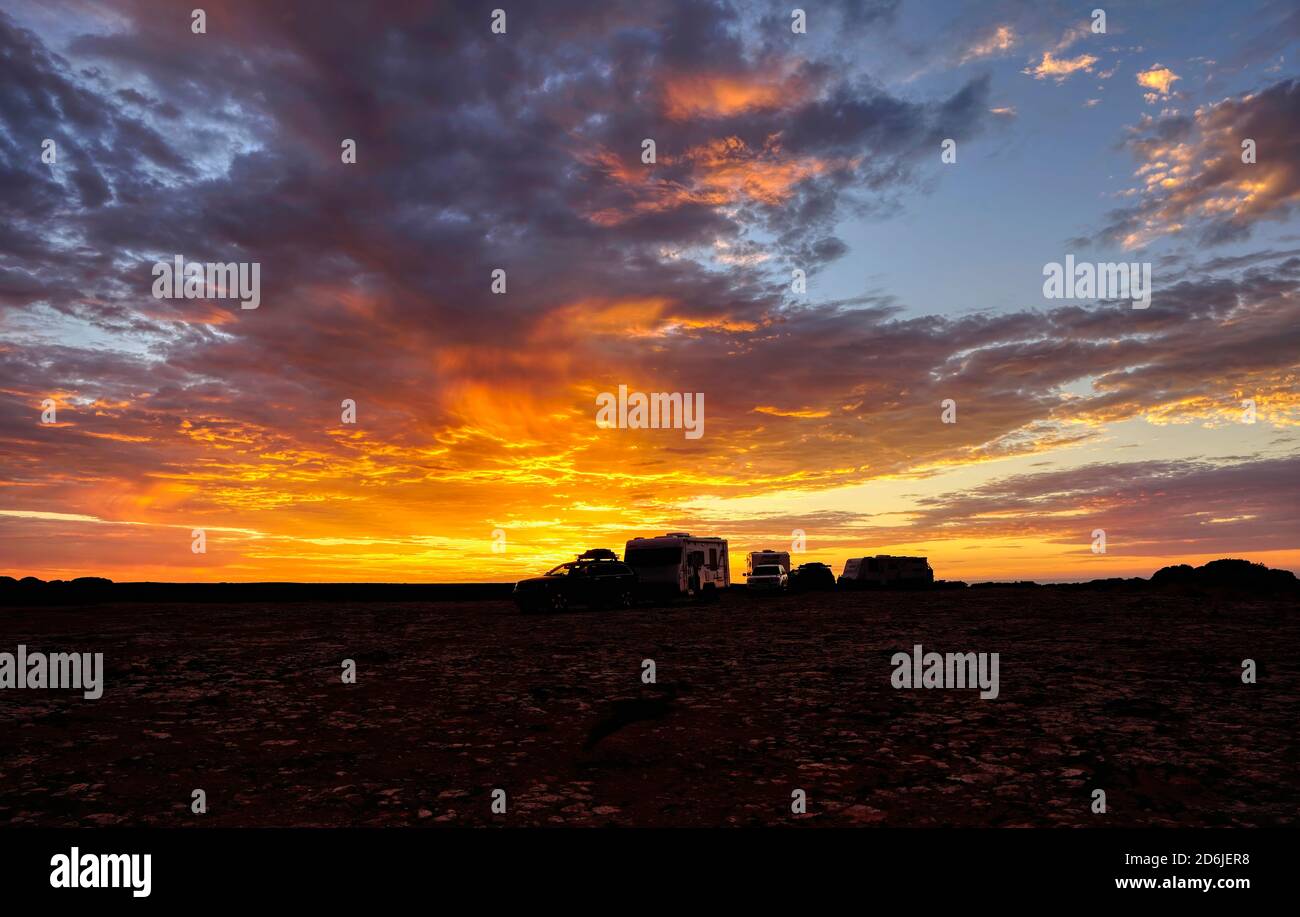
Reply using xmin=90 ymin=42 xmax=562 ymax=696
xmin=745 ymin=549 xmax=792 ymax=576
xmin=838 ymin=555 xmax=934 ymax=589
xmin=624 ymin=532 xmax=730 ymax=600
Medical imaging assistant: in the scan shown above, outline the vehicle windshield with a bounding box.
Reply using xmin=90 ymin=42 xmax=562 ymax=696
xmin=754 ymin=565 xmax=782 ymax=575
xmin=545 ymin=563 xmax=575 ymax=576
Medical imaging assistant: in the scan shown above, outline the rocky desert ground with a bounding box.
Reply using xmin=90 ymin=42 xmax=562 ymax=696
xmin=1 ymin=588 xmax=1296 ymax=827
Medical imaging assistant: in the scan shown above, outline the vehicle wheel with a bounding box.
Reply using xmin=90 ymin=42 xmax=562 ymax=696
xmin=550 ymin=592 xmax=568 ymax=612
xmin=615 ymin=589 xmax=634 ymax=609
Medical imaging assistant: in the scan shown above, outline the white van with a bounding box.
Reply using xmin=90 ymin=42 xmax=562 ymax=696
xmin=625 ymin=533 xmax=730 ymax=600
xmin=745 ymin=549 xmax=791 ymax=576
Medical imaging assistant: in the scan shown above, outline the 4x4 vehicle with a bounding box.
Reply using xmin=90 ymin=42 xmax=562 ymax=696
xmin=513 ymin=549 xmax=638 ymax=613
xmin=746 ymin=564 xmax=788 ymax=594
xmin=790 ymin=562 xmax=836 ymax=591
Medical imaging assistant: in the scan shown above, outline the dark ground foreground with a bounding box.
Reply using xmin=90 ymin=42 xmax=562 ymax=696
xmin=1 ymin=588 xmax=1296 ymax=827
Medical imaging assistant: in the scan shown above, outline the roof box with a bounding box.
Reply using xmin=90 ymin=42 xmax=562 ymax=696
xmin=577 ymin=548 xmax=619 ymax=561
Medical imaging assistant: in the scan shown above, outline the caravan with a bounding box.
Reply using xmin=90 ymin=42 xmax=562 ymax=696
xmin=624 ymin=533 xmax=730 ymax=601
xmin=838 ymin=555 xmax=934 ymax=589
xmin=745 ymin=549 xmax=791 ymax=576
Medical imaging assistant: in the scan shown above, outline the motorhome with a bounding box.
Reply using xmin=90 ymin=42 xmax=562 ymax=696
xmin=838 ymin=555 xmax=934 ymax=589
xmin=745 ymin=549 xmax=791 ymax=576
xmin=624 ymin=532 xmax=730 ymax=600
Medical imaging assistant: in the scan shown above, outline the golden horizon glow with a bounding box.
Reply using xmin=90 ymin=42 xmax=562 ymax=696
xmin=2 ymin=21 xmax=1297 ymax=587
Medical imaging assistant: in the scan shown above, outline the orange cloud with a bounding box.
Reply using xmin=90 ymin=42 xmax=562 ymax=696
xmin=1024 ymin=51 xmax=1098 ymax=82
xmin=675 ymin=135 xmax=839 ymax=206
xmin=960 ymin=25 xmax=1017 ymax=64
xmin=1136 ymin=65 xmax=1180 ymax=97
xmin=662 ymin=71 xmax=810 ymax=120
xmin=753 ymin=405 xmax=831 ymax=418
xmin=1113 ymin=80 xmax=1300 ymax=247
xmin=582 ymin=135 xmax=843 ymax=225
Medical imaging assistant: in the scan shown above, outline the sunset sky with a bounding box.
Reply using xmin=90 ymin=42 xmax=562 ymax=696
xmin=1 ymin=0 xmax=1297 ymax=583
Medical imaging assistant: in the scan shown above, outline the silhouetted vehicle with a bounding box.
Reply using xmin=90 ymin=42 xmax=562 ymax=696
xmin=745 ymin=549 xmax=791 ymax=576
xmin=513 ymin=549 xmax=638 ymax=613
xmin=625 ymin=532 xmax=729 ymax=601
xmin=746 ymin=564 xmax=788 ymax=594
xmin=790 ymin=562 xmax=836 ymax=591
xmin=838 ymin=555 xmax=934 ymax=589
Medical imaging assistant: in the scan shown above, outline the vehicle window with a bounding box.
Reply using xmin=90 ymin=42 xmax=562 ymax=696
xmin=755 ymin=565 xmax=781 ymax=575
xmin=708 ymin=548 xmax=717 ymax=568
xmin=546 ymin=563 xmax=574 ymax=576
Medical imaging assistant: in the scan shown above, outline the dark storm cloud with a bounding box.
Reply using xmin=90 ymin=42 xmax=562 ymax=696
xmin=0 ymin=0 xmax=996 ymax=403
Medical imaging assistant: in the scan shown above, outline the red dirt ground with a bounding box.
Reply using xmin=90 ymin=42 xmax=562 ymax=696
xmin=1 ymin=588 xmax=1296 ymax=827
